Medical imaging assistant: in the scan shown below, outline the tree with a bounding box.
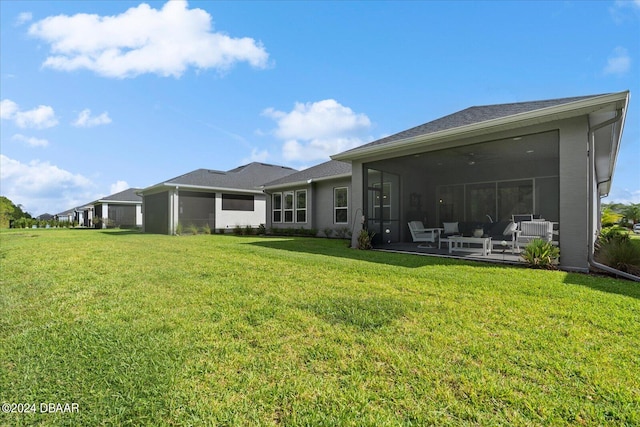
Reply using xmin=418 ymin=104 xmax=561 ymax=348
xmin=601 ymin=207 xmax=622 ymax=227
xmin=621 ymin=203 xmax=640 ymax=225
xmin=0 ymin=196 xmax=15 ymax=228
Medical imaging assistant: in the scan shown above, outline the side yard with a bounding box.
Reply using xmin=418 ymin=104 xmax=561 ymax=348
xmin=1 ymin=229 xmax=638 ymax=426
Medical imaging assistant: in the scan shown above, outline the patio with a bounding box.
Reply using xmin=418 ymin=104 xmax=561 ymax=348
xmin=373 ymin=241 xmax=525 ymax=265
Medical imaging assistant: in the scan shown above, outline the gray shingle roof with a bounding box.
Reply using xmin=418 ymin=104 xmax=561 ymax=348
xmin=98 ymin=188 xmax=142 ymax=203
xmin=337 ymin=94 xmax=607 ymax=155
xmin=263 ymin=160 xmax=351 ymax=188
xmin=156 ymin=162 xmax=296 ymax=191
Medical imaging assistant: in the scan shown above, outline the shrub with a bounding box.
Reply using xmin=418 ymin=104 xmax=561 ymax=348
xmin=188 ymin=224 xmax=199 ymax=235
xmin=356 ymin=229 xmax=375 ymax=250
xmin=596 ymin=238 xmax=640 ymax=275
xmin=244 ymin=225 xmax=254 ymax=236
xmin=175 ymin=222 xmax=184 ymax=235
xmin=598 ymin=226 xmax=630 ymax=245
xmin=233 ymin=225 xmax=243 ymax=236
xmin=323 ymin=228 xmax=333 ymax=238
xmin=257 ymin=224 xmax=266 ymax=235
xmin=335 ymin=227 xmax=351 ymax=239
xmin=521 ymin=239 xmax=560 ymax=269
xmin=201 ymin=224 xmax=211 ymax=235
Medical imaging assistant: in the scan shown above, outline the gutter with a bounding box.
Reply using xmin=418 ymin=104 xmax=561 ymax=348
xmin=587 ymin=107 xmax=639 ymax=281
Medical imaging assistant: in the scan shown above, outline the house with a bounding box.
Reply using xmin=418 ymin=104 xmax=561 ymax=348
xmin=331 ymin=91 xmax=630 ymax=272
xmin=92 ymin=188 xmax=142 ymax=228
xmin=75 ymin=204 xmax=93 ymax=227
xmin=55 ymin=208 xmax=75 ymax=224
xmin=262 ymin=160 xmax=352 ymax=235
xmin=138 ymin=162 xmax=296 ymax=234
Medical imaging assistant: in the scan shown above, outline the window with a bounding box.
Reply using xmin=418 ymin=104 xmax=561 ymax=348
xmin=284 ymin=192 xmax=294 ymax=223
xmin=222 ymin=194 xmax=254 ymax=211
xmin=296 ymin=190 xmax=307 ymax=223
xmin=334 ymin=187 xmax=348 ymax=223
xmin=272 ymin=193 xmax=282 ymax=223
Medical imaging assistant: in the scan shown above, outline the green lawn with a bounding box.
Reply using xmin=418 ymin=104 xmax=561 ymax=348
xmin=1 ymin=229 xmax=639 ymax=426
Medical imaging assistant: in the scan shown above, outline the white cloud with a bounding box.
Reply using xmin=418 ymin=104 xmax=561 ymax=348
xmin=610 ymin=1 xmax=640 ymax=23
xmin=241 ymin=148 xmax=270 ymax=164
xmin=1 ymin=99 xmax=19 ymax=119
xmin=73 ymin=109 xmax=112 ymax=127
xmin=28 ymin=0 xmax=270 ymax=78
xmin=604 ymin=188 xmax=640 ymax=205
xmin=15 ymin=12 xmax=32 ymax=26
xmin=604 ymin=47 xmax=631 ymax=76
xmin=0 ymin=154 xmax=97 ymax=215
xmin=109 ymin=180 xmax=129 ymax=194
xmin=11 ymin=134 xmax=50 ymax=147
xmin=1 ymin=99 xmax=58 ymax=129
xmin=263 ymin=99 xmax=372 ymax=162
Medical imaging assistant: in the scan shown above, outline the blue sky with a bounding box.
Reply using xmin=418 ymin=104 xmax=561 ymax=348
xmin=1 ymin=0 xmax=638 ymax=216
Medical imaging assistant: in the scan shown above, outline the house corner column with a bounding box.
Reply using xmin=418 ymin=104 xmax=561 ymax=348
xmin=102 ymin=203 xmax=108 ymax=229
xmin=350 ymin=160 xmax=364 ymax=248
xmin=169 ymin=188 xmax=180 ymax=235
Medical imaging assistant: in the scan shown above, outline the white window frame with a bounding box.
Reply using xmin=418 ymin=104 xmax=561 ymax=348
xmin=272 ymin=192 xmax=282 ymax=223
xmin=283 ymin=191 xmax=294 ymax=223
xmin=334 ymin=187 xmax=349 ymax=224
xmin=295 ymin=190 xmax=307 ymax=223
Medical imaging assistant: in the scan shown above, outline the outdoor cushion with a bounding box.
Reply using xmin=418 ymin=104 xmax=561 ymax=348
xmin=443 ymin=222 xmax=459 ymax=234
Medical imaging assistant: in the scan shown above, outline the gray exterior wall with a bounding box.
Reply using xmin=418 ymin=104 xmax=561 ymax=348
xmin=265 ymin=177 xmax=353 ymax=235
xmin=143 ymin=191 xmax=169 ymax=234
xmin=557 ymin=116 xmax=590 ymax=271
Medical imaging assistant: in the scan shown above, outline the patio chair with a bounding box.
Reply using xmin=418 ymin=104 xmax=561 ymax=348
xmin=517 ymin=220 xmax=554 ymax=246
xmin=489 ymin=221 xmax=519 ymax=253
xmin=407 ymin=221 xmax=442 ymax=247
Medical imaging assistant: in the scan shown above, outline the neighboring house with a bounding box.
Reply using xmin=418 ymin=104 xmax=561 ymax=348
xmin=92 ymin=188 xmax=142 ymax=228
xmin=332 ymin=91 xmax=630 ymax=272
xmin=138 ymin=162 xmax=296 ymax=235
xmin=55 ymin=208 xmax=75 ymax=224
xmin=75 ymin=204 xmax=93 ymax=227
xmin=262 ymin=160 xmax=352 ymax=235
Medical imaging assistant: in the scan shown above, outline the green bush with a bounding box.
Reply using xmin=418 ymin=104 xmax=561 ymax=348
xmin=521 ymin=239 xmax=560 ymax=269
xmin=233 ymin=225 xmax=243 ymax=235
xmin=356 ymin=229 xmax=375 ymax=250
xmin=188 ymin=224 xmax=199 ymax=235
xmin=175 ymin=222 xmax=184 ymax=235
xmin=335 ymin=227 xmax=351 ymax=239
xmin=201 ymin=224 xmax=211 ymax=235
xmin=323 ymin=227 xmax=333 ymax=238
xmin=257 ymin=224 xmax=266 ymax=235
xmin=599 ymin=226 xmax=630 ymax=245
xmin=244 ymin=225 xmax=254 ymax=236
xmin=596 ymin=238 xmax=640 ymax=275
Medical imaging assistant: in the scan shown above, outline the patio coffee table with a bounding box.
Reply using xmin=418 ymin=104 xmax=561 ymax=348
xmin=448 ymin=236 xmax=492 ymax=256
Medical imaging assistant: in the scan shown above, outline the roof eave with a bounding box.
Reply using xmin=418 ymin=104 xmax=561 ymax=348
xmin=263 ymin=173 xmax=352 ymax=191
xmin=332 ymin=91 xmax=630 ymax=161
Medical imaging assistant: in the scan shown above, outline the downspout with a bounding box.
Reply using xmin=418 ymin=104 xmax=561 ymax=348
xmin=587 ymin=109 xmax=639 ymax=281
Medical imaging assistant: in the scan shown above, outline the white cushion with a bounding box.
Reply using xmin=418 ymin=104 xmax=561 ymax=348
xmin=443 ymin=222 xmax=459 ymax=234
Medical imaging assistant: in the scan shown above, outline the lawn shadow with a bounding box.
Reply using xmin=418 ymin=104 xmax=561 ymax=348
xmin=98 ymin=229 xmax=144 ymax=236
xmin=246 ymin=237 xmax=518 ymax=270
xmin=563 ymin=270 xmax=640 ymax=300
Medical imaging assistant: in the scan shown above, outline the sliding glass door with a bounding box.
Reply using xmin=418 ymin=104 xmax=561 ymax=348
xmin=365 ymin=168 xmax=399 ymax=244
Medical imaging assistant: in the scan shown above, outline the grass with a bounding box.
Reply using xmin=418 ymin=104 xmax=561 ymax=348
xmin=1 ymin=229 xmax=639 ymax=426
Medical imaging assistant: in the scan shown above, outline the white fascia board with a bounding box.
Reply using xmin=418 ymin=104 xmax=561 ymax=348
xmin=163 ymin=183 xmax=264 ymax=195
xmin=333 ymin=91 xmax=630 ymax=161
xmin=596 ymin=96 xmax=629 ymax=197
xmin=95 ymin=200 xmax=141 ymax=205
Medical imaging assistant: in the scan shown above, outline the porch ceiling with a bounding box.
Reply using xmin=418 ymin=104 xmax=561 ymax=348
xmin=367 ymin=131 xmax=557 ymax=171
